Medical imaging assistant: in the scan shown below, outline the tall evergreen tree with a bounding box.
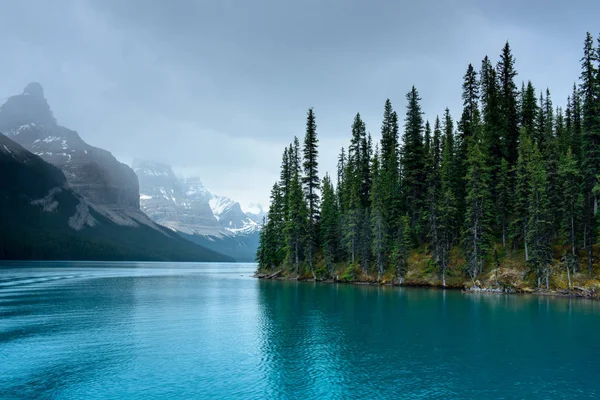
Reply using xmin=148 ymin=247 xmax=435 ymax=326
xmin=497 ymin=41 xmax=520 ymax=165
xmin=463 ymin=136 xmax=493 ymax=280
xmin=380 ymin=100 xmax=401 ymax=238
xmin=527 ymin=142 xmax=553 ymax=288
xmin=459 ymin=63 xmax=480 ymax=141
xmin=370 ymin=147 xmax=386 ymax=280
xmin=580 ymin=32 xmax=600 ymax=275
xmin=320 ymin=174 xmax=339 ymax=278
xmin=521 ymin=81 xmax=538 ymax=136
xmin=302 ymin=108 xmax=320 ymax=279
xmin=286 ymin=137 xmax=307 ymax=274
xmin=402 ymin=87 xmax=426 ymax=237
xmin=558 ymin=148 xmax=582 ymax=275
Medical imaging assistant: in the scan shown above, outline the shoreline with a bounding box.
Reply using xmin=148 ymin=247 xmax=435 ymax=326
xmin=254 ymin=273 xmax=598 ymax=300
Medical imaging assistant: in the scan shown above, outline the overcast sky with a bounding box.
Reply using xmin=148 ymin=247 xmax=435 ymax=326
xmin=0 ymin=0 xmax=597 ymax=209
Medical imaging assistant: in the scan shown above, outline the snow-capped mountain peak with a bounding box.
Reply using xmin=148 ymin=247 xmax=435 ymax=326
xmin=134 ymin=160 xmax=263 ymax=238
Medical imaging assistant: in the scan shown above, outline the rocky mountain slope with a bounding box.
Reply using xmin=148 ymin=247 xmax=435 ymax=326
xmin=1 ymin=83 xmax=139 ymax=210
xmin=133 ymin=159 xmax=264 ymax=261
xmin=0 ymin=135 xmax=232 ymax=261
xmin=0 ymin=83 xmax=231 ymax=261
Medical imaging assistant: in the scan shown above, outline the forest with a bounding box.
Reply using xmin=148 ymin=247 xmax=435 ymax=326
xmin=256 ymin=33 xmax=600 ymax=292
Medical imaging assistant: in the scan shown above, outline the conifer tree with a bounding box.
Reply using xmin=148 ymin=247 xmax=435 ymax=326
xmin=370 ymin=147 xmax=387 ymax=280
xmin=320 ymin=174 xmax=339 ymax=278
xmin=497 ymin=41 xmax=520 ymax=165
xmin=402 ymin=87 xmax=426 ymax=236
xmin=286 ymin=137 xmax=307 ymax=274
xmin=580 ymin=32 xmax=600 ymax=275
xmin=459 ymin=64 xmax=480 ymax=142
xmin=436 ymin=120 xmax=457 ymax=284
xmin=380 ymin=100 xmax=401 ymax=238
xmin=558 ymin=148 xmax=582 ymax=275
xmin=527 ymin=142 xmax=553 ymax=288
xmin=426 ymin=117 xmax=442 ymax=272
xmin=496 ymin=158 xmax=511 ymax=247
xmin=464 ymin=136 xmax=493 ymax=280
xmin=390 ymin=215 xmax=411 ymax=284
xmin=303 ymin=108 xmax=320 ymax=279
xmin=521 ymin=81 xmax=538 ymax=136
xmin=512 ymin=129 xmax=533 ymax=259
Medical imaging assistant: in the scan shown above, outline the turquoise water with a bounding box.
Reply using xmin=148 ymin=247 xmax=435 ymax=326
xmin=1 ymin=262 xmax=599 ymax=399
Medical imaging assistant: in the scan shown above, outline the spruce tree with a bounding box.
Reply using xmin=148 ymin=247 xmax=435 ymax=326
xmin=437 ymin=120 xmax=458 ymax=285
xmin=497 ymin=41 xmax=520 ymax=165
xmin=496 ymin=158 xmax=511 ymax=247
xmin=370 ymin=147 xmax=386 ymax=280
xmin=402 ymin=86 xmax=426 ymax=237
xmin=558 ymin=147 xmax=582 ymax=275
xmin=320 ymin=174 xmax=339 ymax=278
xmin=380 ymin=100 xmax=401 ymax=238
xmin=390 ymin=215 xmax=411 ymax=284
xmin=580 ymin=32 xmax=600 ymax=275
xmin=521 ymin=81 xmax=538 ymax=136
xmin=286 ymin=137 xmax=308 ymax=274
xmin=527 ymin=142 xmax=553 ymax=288
xmin=512 ymin=129 xmax=533 ymax=259
xmin=302 ymin=108 xmax=320 ymax=279
xmin=463 ymin=136 xmax=493 ymax=280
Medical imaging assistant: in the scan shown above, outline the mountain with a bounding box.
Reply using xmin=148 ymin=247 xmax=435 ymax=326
xmin=0 ymin=135 xmax=233 ymax=261
xmin=1 ymin=83 xmax=139 ymax=210
xmin=133 ymin=159 xmax=262 ymax=261
xmin=0 ymin=83 xmax=232 ymax=261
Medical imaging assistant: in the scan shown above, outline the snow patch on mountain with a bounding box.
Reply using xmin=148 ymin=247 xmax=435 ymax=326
xmin=133 ymin=159 xmax=263 ymax=238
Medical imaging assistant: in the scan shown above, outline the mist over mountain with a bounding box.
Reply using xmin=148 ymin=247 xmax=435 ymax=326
xmin=0 ymin=83 xmax=235 ymax=261
xmin=134 ymin=159 xmax=263 ymax=261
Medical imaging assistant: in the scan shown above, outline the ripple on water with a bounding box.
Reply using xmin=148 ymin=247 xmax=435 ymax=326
xmin=1 ymin=262 xmax=600 ymax=399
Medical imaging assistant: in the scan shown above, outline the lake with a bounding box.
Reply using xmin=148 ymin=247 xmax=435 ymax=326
xmin=1 ymin=262 xmax=599 ymax=399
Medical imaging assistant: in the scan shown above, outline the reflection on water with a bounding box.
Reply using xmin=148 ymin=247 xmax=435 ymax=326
xmin=1 ymin=262 xmax=599 ymax=399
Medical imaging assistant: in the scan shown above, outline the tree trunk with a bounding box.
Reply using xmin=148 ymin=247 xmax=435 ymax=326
xmin=567 ymin=263 xmax=572 ymax=290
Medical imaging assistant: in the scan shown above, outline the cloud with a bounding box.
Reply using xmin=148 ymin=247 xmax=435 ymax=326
xmin=0 ymin=0 xmax=598 ymax=208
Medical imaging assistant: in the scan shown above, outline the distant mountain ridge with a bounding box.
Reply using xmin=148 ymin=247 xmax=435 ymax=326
xmin=0 ymin=82 xmax=231 ymax=261
xmin=133 ymin=159 xmax=265 ymax=261
xmin=0 ymin=135 xmax=232 ymax=261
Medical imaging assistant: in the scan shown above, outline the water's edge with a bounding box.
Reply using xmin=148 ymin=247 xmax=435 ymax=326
xmin=255 ymin=273 xmax=598 ymax=299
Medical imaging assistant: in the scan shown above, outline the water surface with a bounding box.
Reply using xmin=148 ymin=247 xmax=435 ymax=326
xmin=1 ymin=262 xmax=599 ymax=399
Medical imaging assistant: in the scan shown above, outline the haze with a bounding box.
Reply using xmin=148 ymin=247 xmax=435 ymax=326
xmin=0 ymin=0 xmax=597 ymax=208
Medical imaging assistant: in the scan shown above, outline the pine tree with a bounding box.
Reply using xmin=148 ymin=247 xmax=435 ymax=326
xmin=370 ymin=147 xmax=387 ymax=280
xmin=380 ymin=100 xmax=401 ymax=238
xmin=580 ymin=32 xmax=600 ymax=275
xmin=527 ymin=142 xmax=553 ymax=288
xmin=436 ymin=119 xmax=458 ymax=285
xmin=558 ymin=148 xmax=582 ymax=276
xmin=571 ymin=83 xmax=583 ymax=163
xmin=402 ymin=87 xmax=426 ymax=236
xmin=337 ymin=147 xmax=347 ymax=213
xmin=320 ymin=174 xmax=339 ymax=278
xmin=521 ymin=81 xmax=538 ymax=136
xmin=481 ymin=56 xmax=503 ymax=166
xmin=463 ymin=136 xmax=493 ymax=281
xmin=302 ymin=108 xmax=320 ymax=279
xmin=459 ymin=63 xmax=480 ymax=142
xmin=286 ymin=137 xmax=308 ymax=274
xmin=257 ymin=183 xmax=286 ymax=270
xmin=496 ymin=158 xmax=511 ymax=247
xmin=390 ymin=215 xmax=411 ymax=284
xmin=512 ymin=129 xmax=533 ymax=259
xmin=497 ymin=41 xmax=520 ymax=165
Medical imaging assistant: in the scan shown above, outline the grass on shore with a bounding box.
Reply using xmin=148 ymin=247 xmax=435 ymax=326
xmin=257 ymin=244 xmax=600 ymax=298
